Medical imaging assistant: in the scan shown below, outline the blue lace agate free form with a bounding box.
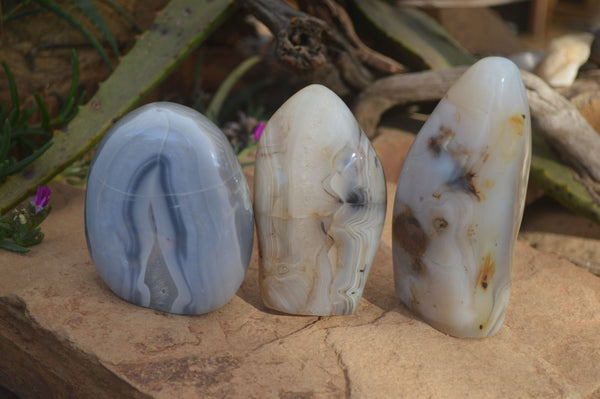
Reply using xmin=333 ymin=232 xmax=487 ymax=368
xmin=85 ymin=102 xmax=253 ymax=315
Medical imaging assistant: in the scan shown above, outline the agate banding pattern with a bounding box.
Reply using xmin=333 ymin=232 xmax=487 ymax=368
xmin=392 ymin=57 xmax=531 ymax=337
xmin=85 ymin=102 xmax=253 ymax=315
xmin=254 ymin=84 xmax=387 ymax=316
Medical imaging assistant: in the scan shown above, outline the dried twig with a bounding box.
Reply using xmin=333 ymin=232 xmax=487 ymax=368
xmin=353 ymin=66 xmax=467 ymax=137
xmin=239 ymin=0 xmax=373 ymax=93
xmin=320 ymin=0 xmax=406 ymax=74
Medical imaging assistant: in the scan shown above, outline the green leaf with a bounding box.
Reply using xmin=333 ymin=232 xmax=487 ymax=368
xmin=1 ymin=0 xmax=40 ymax=23
xmin=0 ymin=0 xmax=236 ymax=213
xmin=350 ymin=0 xmax=475 ymax=69
xmin=1 ymin=61 xmax=20 ymax=125
xmin=0 ymin=120 xmax=11 ymax=162
xmin=68 ymin=0 xmax=121 ymax=57
xmin=14 ymin=228 xmax=44 ymax=247
xmin=5 ymin=139 xmax=53 ymax=177
xmin=16 ymin=103 xmax=33 ymax=125
xmin=36 ymin=0 xmax=113 ymax=71
xmin=34 ymin=93 xmax=51 ymax=130
xmin=55 ymin=96 xmax=76 ymax=124
xmin=57 ymin=49 xmax=80 ymax=123
xmin=530 ymin=132 xmax=600 ymax=224
xmin=0 ymin=239 xmax=30 ymax=253
xmin=0 ymin=102 xmax=6 ymax=122
xmin=10 ymin=128 xmax=51 ymax=139
xmin=50 ymin=93 xmax=65 ymax=112
xmin=3 ymin=9 xmax=44 ymax=23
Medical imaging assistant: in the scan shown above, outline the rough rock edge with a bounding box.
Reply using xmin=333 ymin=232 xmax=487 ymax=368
xmin=0 ymin=294 xmax=150 ymax=399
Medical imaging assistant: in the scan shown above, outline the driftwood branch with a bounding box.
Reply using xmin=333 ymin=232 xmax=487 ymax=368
xmin=320 ymin=0 xmax=405 ymax=74
xmin=521 ymin=71 xmax=600 ymax=184
xmin=354 ymin=66 xmax=600 ymax=203
xmin=239 ymin=0 xmax=373 ymax=93
xmin=354 ymin=66 xmax=467 ymax=137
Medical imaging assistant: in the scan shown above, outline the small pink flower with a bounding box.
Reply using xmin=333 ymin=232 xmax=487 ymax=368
xmin=32 ymin=186 xmax=51 ymax=214
xmin=252 ymin=122 xmax=265 ymax=142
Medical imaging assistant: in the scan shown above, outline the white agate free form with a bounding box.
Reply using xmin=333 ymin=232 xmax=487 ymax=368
xmin=254 ymin=84 xmax=387 ymax=316
xmin=392 ymin=57 xmax=531 ymax=337
xmin=85 ymin=102 xmax=254 ymax=315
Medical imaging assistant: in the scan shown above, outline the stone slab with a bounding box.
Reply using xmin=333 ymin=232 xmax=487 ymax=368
xmin=1 ymin=181 xmax=600 ymax=398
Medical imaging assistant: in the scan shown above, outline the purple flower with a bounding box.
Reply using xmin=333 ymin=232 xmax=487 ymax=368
xmin=252 ymin=122 xmax=265 ymax=142
xmin=32 ymin=186 xmax=51 ymax=214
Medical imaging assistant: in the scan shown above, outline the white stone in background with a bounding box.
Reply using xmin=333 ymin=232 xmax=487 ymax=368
xmin=392 ymin=57 xmax=531 ymax=337
xmin=254 ymin=84 xmax=387 ymax=316
xmin=508 ymin=50 xmax=545 ymax=72
xmin=536 ymin=33 xmax=594 ymax=87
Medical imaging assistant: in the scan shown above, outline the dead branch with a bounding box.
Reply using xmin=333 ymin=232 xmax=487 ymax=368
xmin=353 ymin=66 xmax=467 ymax=137
xmin=320 ymin=0 xmax=406 ymax=74
xmin=521 ymin=70 xmax=600 ymax=184
xmin=353 ymin=66 xmax=600 ymax=204
xmin=239 ymin=0 xmax=373 ymax=93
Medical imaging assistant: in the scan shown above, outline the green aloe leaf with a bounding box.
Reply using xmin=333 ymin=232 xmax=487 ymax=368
xmin=34 ymin=93 xmax=51 ymax=130
xmin=2 ymin=61 xmax=20 ymax=125
xmin=5 ymin=139 xmax=53 ymax=176
xmin=0 ymin=0 xmax=236 ymax=214
xmin=530 ymin=132 xmax=600 ymax=224
xmin=69 ymin=0 xmax=121 ymax=57
xmin=350 ymin=0 xmax=475 ymax=69
xmin=0 ymin=120 xmax=11 ymax=162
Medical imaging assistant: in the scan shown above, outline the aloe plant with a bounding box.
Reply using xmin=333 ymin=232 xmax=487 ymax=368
xmin=530 ymin=132 xmax=600 ymax=224
xmin=0 ymin=0 xmax=236 ymax=213
xmin=350 ymin=0 xmax=475 ymax=69
xmin=0 ymin=50 xmax=84 ymax=185
xmin=1 ymin=0 xmax=138 ymax=70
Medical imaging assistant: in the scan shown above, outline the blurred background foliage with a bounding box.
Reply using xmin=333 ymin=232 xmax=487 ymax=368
xmin=1 ymin=0 xmax=600 ymax=226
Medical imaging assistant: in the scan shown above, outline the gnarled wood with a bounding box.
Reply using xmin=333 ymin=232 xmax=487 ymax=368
xmin=354 ymin=66 xmax=467 ymax=137
xmin=240 ymin=0 xmax=373 ymax=94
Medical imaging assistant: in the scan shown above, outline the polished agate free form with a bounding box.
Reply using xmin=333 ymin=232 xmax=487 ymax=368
xmin=254 ymin=84 xmax=387 ymax=316
xmin=85 ymin=102 xmax=253 ymax=315
xmin=392 ymin=57 xmax=531 ymax=337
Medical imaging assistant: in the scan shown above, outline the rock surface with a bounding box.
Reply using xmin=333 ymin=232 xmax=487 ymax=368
xmin=1 ymin=178 xmax=600 ymax=398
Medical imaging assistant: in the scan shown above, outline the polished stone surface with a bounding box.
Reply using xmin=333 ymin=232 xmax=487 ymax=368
xmin=393 ymin=57 xmax=531 ymax=337
xmin=254 ymin=84 xmax=387 ymax=316
xmin=85 ymin=102 xmax=253 ymax=315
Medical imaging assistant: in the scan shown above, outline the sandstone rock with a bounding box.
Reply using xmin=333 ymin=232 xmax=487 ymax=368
xmin=1 ymin=181 xmax=600 ymax=398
